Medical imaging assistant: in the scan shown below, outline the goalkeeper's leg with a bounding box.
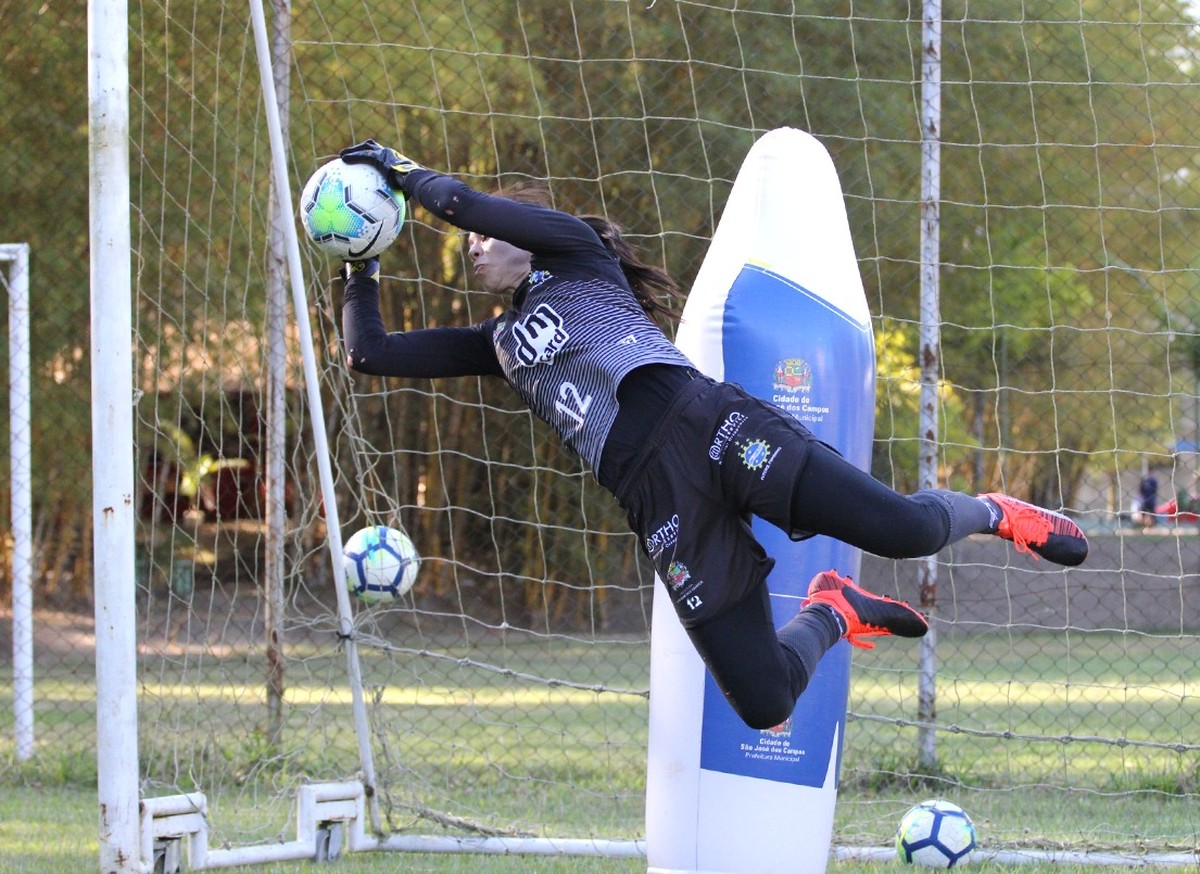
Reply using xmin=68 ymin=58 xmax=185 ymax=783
xmin=784 ymin=441 xmax=1087 ymax=567
xmin=684 ymin=572 xmax=925 ymax=731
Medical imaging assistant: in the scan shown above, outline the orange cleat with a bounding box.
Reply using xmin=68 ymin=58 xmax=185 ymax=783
xmin=979 ymin=493 xmax=1088 ymax=567
xmin=802 ymin=570 xmax=928 ymax=650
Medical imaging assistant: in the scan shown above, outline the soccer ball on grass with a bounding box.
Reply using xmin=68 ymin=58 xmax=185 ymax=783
xmin=299 ymin=158 xmax=406 ymax=260
xmin=342 ymin=525 xmax=420 ymax=603
xmin=895 ymin=799 xmax=977 ymax=868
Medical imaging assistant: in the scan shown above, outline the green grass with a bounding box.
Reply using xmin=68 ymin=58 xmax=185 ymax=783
xmin=0 ymin=785 xmax=1184 ymax=874
xmin=2 ymin=632 xmax=1199 ymax=870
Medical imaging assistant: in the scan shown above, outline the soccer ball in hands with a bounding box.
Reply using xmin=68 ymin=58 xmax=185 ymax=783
xmin=299 ymin=158 xmax=406 ymax=260
xmin=896 ymin=799 xmax=977 ymax=868
xmin=342 ymin=526 xmax=420 ymax=603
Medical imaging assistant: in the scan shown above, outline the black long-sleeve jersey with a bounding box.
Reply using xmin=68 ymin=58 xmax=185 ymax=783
xmin=342 ymin=168 xmax=694 ymax=477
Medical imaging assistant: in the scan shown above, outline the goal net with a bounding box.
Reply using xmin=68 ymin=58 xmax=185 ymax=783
xmin=14 ymin=0 xmax=1200 ymax=866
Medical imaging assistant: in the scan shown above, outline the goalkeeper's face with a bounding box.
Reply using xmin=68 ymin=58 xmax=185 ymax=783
xmin=467 ymin=232 xmax=532 ymax=294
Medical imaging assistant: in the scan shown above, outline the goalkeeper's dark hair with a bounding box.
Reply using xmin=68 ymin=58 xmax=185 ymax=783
xmin=496 ymin=182 xmax=683 ymax=322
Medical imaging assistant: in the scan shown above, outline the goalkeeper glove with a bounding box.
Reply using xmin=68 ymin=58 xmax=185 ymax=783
xmin=343 ymin=257 xmax=380 ymax=282
xmin=339 ymin=139 xmax=422 ymax=193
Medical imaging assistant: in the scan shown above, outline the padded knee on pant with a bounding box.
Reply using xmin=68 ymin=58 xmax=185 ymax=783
xmin=869 ymin=492 xmax=954 ymax=558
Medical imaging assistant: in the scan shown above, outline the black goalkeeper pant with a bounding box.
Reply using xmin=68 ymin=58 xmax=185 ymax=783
xmin=615 ymin=376 xmax=986 ymax=729
xmin=684 ymin=440 xmax=957 ymax=729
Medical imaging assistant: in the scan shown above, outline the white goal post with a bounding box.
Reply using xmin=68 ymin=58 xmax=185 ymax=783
xmin=89 ymin=2 xmax=140 ymax=869
xmin=0 ymin=243 xmax=32 ymax=763
xmin=92 ymin=0 xmax=384 ymax=869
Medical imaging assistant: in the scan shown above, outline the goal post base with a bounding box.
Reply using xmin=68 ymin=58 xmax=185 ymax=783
xmin=139 ymin=780 xmax=651 ymax=869
xmin=139 ymin=781 xmax=368 ymax=871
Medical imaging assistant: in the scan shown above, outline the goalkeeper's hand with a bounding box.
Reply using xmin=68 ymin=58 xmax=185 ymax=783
xmin=343 ymin=256 xmax=380 ymax=283
xmin=340 ymin=140 xmax=422 ymax=193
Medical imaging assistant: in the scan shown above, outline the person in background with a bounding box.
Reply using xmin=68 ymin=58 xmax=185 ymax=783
xmin=1137 ymin=472 xmax=1159 ymax=528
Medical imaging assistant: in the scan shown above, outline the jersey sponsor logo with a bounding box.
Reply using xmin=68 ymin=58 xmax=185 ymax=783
xmin=738 ymin=438 xmax=782 ymax=480
xmin=666 ymin=560 xmax=704 ymax=612
xmin=665 ymin=560 xmax=690 ymax=591
xmin=512 ymin=303 xmax=569 ymax=366
xmin=617 ymin=333 xmax=638 ymax=345
xmin=708 ymin=411 xmax=749 ymax=461
xmin=739 ymin=438 xmax=772 ymax=470
xmin=645 ymin=513 xmax=681 ymax=560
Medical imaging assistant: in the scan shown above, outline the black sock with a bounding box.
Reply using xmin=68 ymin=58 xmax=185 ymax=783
xmin=777 ymin=604 xmax=843 ymax=684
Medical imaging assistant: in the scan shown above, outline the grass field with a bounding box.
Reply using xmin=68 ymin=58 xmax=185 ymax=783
xmin=0 ymin=786 xmax=1185 ymax=873
xmin=0 ymin=784 xmax=1192 ymax=874
xmin=2 ymin=631 xmax=1198 ymax=871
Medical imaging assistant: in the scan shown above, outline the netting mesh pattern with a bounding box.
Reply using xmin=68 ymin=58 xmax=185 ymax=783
xmin=1 ymin=0 xmax=1199 ymax=857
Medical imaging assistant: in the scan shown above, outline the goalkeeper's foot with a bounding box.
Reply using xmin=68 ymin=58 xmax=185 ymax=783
xmin=980 ymin=493 xmax=1088 ymax=567
xmin=802 ymin=570 xmax=928 ymax=650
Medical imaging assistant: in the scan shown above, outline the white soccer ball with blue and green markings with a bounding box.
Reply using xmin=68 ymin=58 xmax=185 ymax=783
xmin=300 ymin=158 xmax=405 ymax=260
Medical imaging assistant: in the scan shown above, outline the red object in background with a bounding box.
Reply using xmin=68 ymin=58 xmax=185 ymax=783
xmin=1156 ymin=499 xmax=1200 ymax=524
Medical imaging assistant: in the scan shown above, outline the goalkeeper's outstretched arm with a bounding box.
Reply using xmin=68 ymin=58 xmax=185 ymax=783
xmin=341 ymin=257 xmax=502 ymax=379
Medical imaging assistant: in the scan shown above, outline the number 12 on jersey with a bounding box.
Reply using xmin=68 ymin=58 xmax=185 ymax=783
xmin=555 ymin=381 xmax=593 ymax=431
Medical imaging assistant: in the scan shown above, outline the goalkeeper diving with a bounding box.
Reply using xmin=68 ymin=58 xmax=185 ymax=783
xmin=336 ymin=139 xmax=1088 ymax=730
